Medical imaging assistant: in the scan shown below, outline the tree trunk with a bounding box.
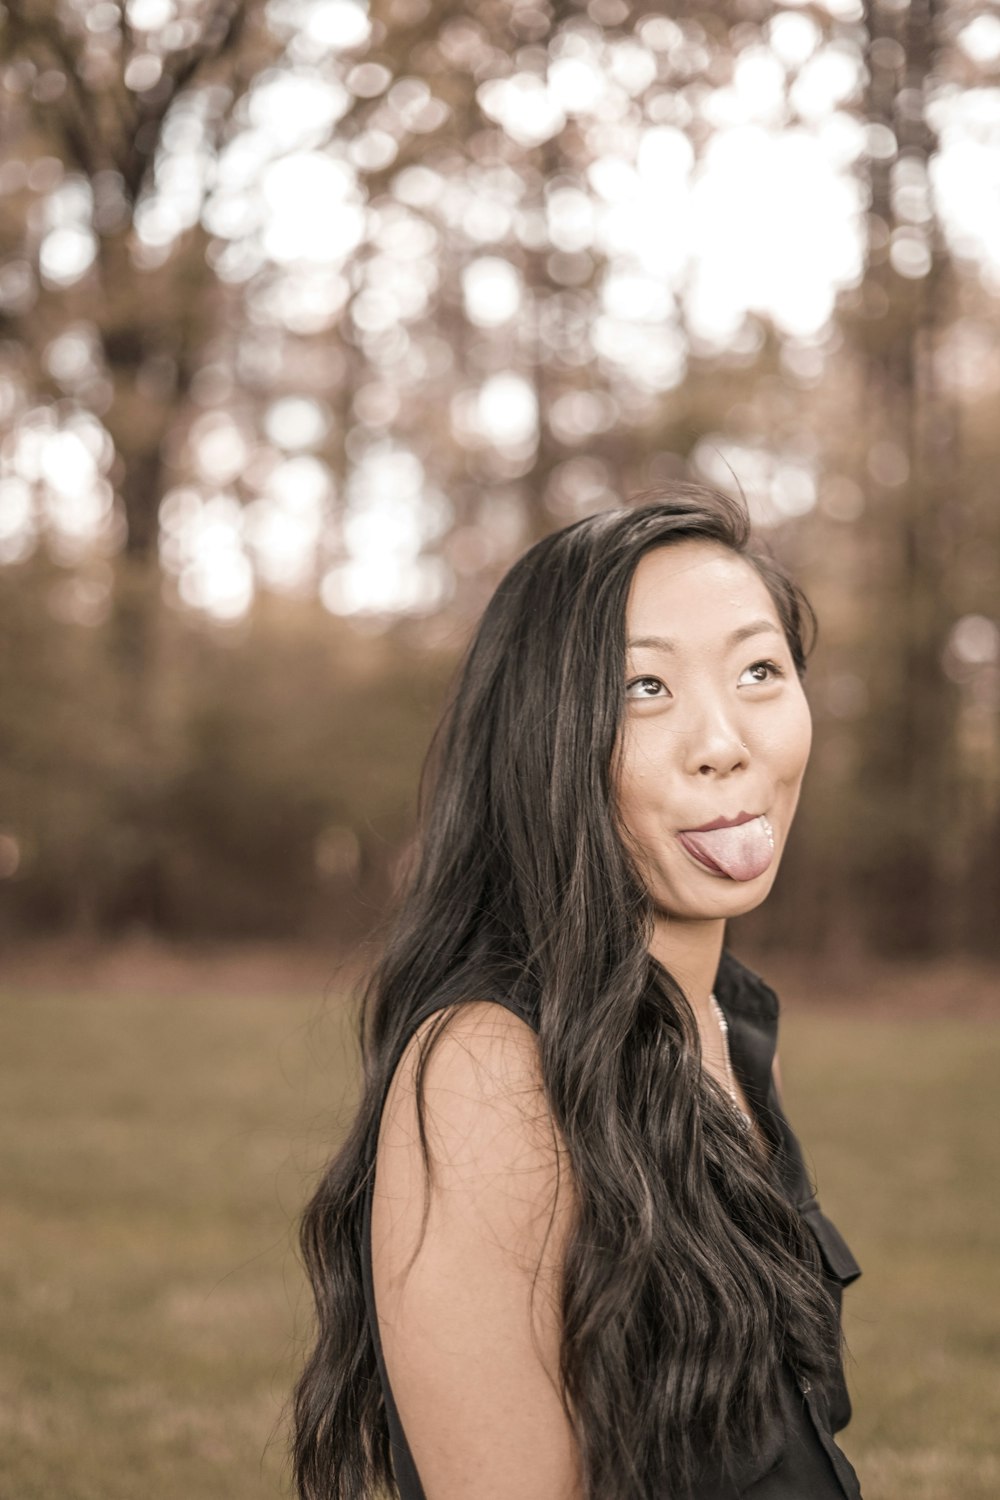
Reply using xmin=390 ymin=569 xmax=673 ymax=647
xmin=854 ymin=0 xmax=964 ymax=955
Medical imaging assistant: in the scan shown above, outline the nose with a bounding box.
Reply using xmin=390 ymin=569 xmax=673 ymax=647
xmin=683 ymin=714 xmax=749 ymax=777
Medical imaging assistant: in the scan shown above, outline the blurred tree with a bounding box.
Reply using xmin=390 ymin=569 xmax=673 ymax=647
xmin=3 ymin=0 xmax=271 ymax=641
xmin=840 ymin=0 xmax=996 ymax=954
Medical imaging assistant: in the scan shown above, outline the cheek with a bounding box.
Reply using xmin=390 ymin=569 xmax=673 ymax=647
xmin=769 ymin=691 xmax=813 ymax=782
xmin=614 ymin=733 xmax=656 ymax=827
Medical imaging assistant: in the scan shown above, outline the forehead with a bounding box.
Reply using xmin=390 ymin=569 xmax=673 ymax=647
xmin=626 ymin=540 xmax=779 ymax=637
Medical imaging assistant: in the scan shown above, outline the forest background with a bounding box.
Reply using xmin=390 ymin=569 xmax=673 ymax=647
xmin=1 ymin=0 xmax=999 ymax=959
xmin=1 ymin=0 xmax=998 ymax=1497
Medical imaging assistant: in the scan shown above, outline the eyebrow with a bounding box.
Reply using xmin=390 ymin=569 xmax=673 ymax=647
xmin=627 ymin=621 xmax=783 ymax=652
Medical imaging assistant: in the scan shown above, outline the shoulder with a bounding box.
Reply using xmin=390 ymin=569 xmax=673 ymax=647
xmin=402 ymin=996 xmax=544 ymax=1086
xmin=392 ymin=998 xmax=546 ymax=1103
xmin=376 ymin=999 xmax=569 ymax=1226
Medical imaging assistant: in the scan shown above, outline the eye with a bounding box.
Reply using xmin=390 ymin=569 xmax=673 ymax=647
xmin=742 ymin=659 xmax=785 ymax=685
xmin=625 ymin=675 xmax=668 ymax=700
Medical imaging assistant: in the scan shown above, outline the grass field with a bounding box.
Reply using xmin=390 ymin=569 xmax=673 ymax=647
xmin=1 ymin=984 xmax=998 ymax=1499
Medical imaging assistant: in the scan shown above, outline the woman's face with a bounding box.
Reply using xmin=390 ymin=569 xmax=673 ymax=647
xmin=615 ymin=539 xmax=813 ymax=921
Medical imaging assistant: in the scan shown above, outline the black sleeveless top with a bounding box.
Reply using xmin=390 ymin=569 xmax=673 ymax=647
xmin=361 ymin=947 xmax=865 ymax=1498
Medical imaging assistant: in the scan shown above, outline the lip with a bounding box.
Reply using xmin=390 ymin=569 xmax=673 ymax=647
xmin=680 ymin=810 xmax=762 ymax=833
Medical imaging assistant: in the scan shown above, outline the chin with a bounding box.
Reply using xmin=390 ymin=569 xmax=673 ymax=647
xmin=663 ymin=864 xmax=780 ymax=916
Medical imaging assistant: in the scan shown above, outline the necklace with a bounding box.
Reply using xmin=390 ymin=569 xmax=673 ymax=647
xmin=708 ymin=992 xmax=752 ymax=1129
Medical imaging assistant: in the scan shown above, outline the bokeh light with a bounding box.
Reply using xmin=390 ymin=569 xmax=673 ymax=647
xmin=0 ymin=4 xmax=996 ymax=624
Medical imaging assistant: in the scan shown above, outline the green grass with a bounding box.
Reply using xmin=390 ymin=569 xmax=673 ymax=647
xmin=0 ymin=989 xmax=360 ymax=1500
xmin=1 ymin=990 xmax=997 ymax=1499
xmin=780 ymin=1012 xmax=1000 ymax=1499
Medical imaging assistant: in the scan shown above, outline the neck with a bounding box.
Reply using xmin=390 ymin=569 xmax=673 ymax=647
xmin=648 ymin=913 xmax=727 ymax=1021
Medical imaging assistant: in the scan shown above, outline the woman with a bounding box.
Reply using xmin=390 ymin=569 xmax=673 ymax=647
xmin=293 ymin=486 xmax=865 ymax=1500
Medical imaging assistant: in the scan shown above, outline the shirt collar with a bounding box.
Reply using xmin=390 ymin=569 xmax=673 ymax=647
xmin=713 ymin=945 xmax=780 ymax=1026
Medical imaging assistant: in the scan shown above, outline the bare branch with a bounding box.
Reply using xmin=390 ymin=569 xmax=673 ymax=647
xmin=119 ymin=0 xmax=249 ymax=202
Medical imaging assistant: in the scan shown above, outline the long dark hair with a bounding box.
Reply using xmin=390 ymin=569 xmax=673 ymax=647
xmin=293 ymin=484 xmax=836 ymax=1499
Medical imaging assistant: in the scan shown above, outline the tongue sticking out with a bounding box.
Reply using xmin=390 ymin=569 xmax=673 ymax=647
xmin=678 ymin=816 xmax=774 ymax=883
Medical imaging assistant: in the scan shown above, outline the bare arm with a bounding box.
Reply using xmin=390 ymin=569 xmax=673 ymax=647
xmin=370 ymin=1002 xmax=584 ymax=1500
